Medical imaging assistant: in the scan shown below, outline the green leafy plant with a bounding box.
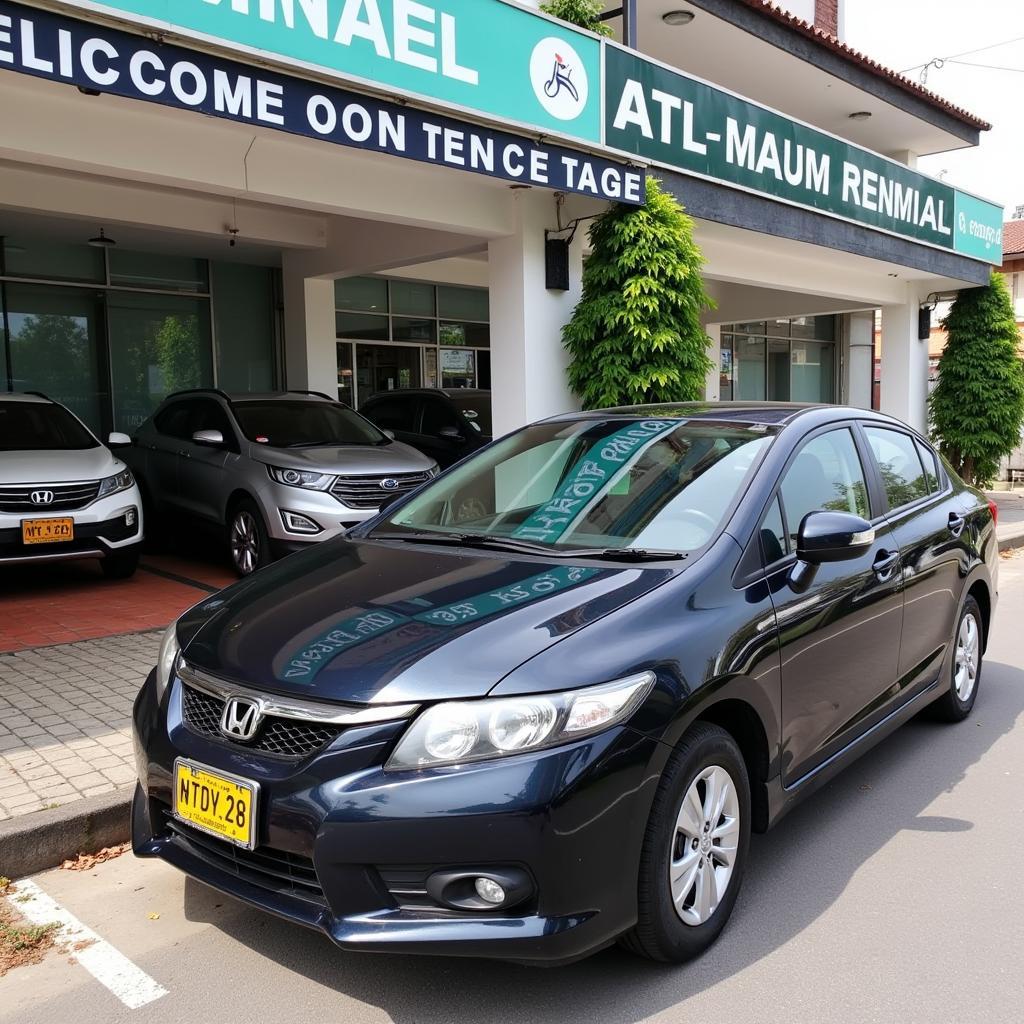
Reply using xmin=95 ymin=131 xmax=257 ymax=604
xmin=929 ymin=271 xmax=1024 ymax=485
xmin=540 ymin=0 xmax=613 ymax=36
xmin=563 ymin=178 xmax=715 ymax=409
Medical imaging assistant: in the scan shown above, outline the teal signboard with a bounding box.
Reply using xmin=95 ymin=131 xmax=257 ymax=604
xmin=603 ymin=45 xmax=1003 ymax=262
xmin=59 ymin=0 xmax=603 ymax=144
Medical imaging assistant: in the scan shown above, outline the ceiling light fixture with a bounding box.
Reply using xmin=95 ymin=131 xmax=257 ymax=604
xmin=662 ymin=10 xmax=696 ymax=26
xmin=88 ymin=228 xmax=116 ymax=248
xmin=848 ymin=111 xmax=873 ymax=121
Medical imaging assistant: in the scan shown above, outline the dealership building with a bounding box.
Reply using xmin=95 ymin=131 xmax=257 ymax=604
xmin=0 ymin=0 xmax=1003 ymax=441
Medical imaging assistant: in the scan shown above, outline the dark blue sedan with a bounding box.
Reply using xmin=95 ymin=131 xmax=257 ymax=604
xmin=131 ymin=403 xmax=998 ymax=964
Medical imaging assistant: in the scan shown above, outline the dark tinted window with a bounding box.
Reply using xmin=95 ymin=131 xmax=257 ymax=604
xmin=864 ymin=427 xmax=930 ymax=509
xmin=0 ymin=402 xmax=98 ymax=451
xmin=362 ymin=397 xmax=416 ymax=432
xmin=233 ymin=400 xmax=386 ymax=447
xmin=421 ymin=398 xmax=462 ymax=438
xmin=780 ymin=429 xmax=870 ymax=546
xmin=450 ymin=395 xmax=492 ymax=436
xmin=915 ymin=439 xmax=941 ymax=493
xmin=191 ymin=399 xmax=233 ymax=438
xmin=760 ymin=496 xmax=788 ymax=565
xmin=153 ymin=402 xmax=198 ymax=441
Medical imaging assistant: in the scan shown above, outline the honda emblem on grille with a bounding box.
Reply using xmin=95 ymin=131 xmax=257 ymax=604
xmin=380 ymin=478 xmax=400 ymax=490
xmin=30 ymin=490 xmax=55 ymax=505
xmin=220 ymin=697 xmax=263 ymax=742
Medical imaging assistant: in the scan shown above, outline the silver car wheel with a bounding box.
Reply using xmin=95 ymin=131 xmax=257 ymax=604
xmin=954 ymin=611 xmax=980 ymax=702
xmin=231 ymin=510 xmax=260 ymax=575
xmin=669 ymin=764 xmax=740 ymax=927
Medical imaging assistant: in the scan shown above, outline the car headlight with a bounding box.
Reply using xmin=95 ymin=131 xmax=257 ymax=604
xmin=97 ymin=468 xmax=134 ymax=499
xmin=154 ymin=621 xmax=181 ymax=702
xmin=385 ymin=672 xmax=656 ymax=770
xmin=268 ymin=466 xmax=336 ymax=490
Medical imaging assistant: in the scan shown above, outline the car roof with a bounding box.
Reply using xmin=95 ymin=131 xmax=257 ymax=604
xmin=543 ymin=401 xmax=911 ymax=431
xmin=362 ymin=388 xmax=491 ymax=401
xmin=0 ymin=392 xmax=52 ymax=405
xmin=162 ymin=390 xmax=336 ymax=405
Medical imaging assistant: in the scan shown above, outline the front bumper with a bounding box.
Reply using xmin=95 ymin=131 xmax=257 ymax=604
xmin=254 ymin=481 xmax=381 ymax=547
xmin=132 ymin=670 xmax=660 ymax=963
xmin=0 ymin=489 xmax=142 ymax=564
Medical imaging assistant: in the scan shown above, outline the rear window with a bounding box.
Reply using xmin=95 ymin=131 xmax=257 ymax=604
xmin=0 ymin=402 xmax=98 ymax=452
xmin=233 ymin=400 xmax=387 ymax=448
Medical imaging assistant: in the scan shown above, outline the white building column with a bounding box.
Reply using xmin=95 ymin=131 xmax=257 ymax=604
xmin=282 ymin=255 xmax=338 ymax=397
xmin=844 ymin=310 xmax=876 ymax=410
xmin=488 ymin=190 xmax=583 ymax=437
xmin=704 ymin=324 xmax=722 ymax=401
xmin=880 ymin=286 xmax=929 ymax=432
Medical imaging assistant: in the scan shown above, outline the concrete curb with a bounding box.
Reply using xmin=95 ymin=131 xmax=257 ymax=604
xmin=998 ymin=528 xmax=1024 ymax=553
xmin=0 ymin=788 xmax=131 ymax=880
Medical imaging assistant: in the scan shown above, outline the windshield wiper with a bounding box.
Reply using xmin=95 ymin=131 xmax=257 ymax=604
xmin=372 ymin=532 xmax=686 ymax=562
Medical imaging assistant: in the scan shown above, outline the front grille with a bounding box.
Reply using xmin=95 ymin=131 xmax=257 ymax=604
xmin=181 ymin=683 xmax=343 ymax=760
xmin=0 ymin=480 xmax=101 ymax=513
xmin=162 ymin=812 xmax=325 ymax=906
xmin=331 ymin=471 xmax=432 ymax=510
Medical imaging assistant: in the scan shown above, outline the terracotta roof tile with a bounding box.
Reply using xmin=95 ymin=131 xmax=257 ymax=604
xmin=733 ymin=1 xmax=992 ymax=132
xmin=1003 ymin=221 xmax=1024 ymax=257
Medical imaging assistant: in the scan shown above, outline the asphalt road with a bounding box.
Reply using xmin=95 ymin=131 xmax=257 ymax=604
xmin=4 ymin=554 xmax=1024 ymax=1024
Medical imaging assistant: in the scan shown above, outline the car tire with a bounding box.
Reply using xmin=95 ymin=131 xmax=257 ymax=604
xmin=101 ymin=545 xmax=140 ymax=580
xmin=228 ymin=499 xmax=272 ymax=577
xmin=929 ymin=595 xmax=984 ymax=723
xmin=621 ymin=722 xmax=751 ymax=964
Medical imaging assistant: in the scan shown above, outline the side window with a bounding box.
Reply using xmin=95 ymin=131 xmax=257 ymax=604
xmin=192 ymin=400 xmax=233 ymax=437
xmin=363 ymin=398 xmax=410 ymax=432
xmin=153 ymin=402 xmax=197 ymax=441
xmin=780 ymin=428 xmax=870 ymax=547
xmin=421 ymin=399 xmax=461 ymax=438
xmin=915 ymin=439 xmax=941 ymax=493
xmin=864 ymin=426 xmax=930 ymax=510
xmin=759 ymin=496 xmax=788 ymax=565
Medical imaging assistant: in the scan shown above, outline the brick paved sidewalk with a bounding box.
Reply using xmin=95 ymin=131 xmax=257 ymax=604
xmin=0 ymin=631 xmax=160 ymax=820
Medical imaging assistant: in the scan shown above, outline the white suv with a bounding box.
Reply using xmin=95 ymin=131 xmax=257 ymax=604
xmin=0 ymin=394 xmax=144 ymax=578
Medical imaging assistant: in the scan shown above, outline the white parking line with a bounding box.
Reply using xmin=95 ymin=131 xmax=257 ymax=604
xmin=9 ymin=879 xmax=168 ymax=1010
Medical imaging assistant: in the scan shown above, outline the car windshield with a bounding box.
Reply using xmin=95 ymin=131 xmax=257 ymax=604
xmin=233 ymin=400 xmax=388 ymax=448
xmin=451 ymin=395 xmax=492 ymax=436
xmin=375 ymin=417 xmax=774 ymax=553
xmin=0 ymin=402 xmax=99 ymax=452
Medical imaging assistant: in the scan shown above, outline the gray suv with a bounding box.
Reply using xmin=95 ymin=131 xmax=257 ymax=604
xmin=124 ymin=391 xmax=437 ymax=575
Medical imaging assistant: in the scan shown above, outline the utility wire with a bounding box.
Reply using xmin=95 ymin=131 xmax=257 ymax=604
xmin=900 ymin=32 xmax=1024 ymax=74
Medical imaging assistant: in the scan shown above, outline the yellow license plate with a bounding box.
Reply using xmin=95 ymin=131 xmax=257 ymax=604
xmin=173 ymin=759 xmax=258 ymax=849
xmin=21 ymin=517 xmax=74 ymax=545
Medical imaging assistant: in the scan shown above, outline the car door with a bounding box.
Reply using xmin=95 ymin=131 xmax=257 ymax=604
xmin=860 ymin=424 xmax=965 ymax=698
xmin=143 ymin=400 xmax=198 ymax=513
xmin=361 ymin=395 xmax=420 ymax=449
xmin=175 ymin=398 xmax=239 ymax=523
xmin=417 ymin=396 xmax=472 ymax=468
xmin=763 ymin=424 xmax=905 ymax=786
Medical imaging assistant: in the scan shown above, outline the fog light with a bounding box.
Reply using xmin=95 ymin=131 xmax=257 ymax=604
xmin=474 ymin=877 xmax=506 ymax=906
xmin=126 ymin=509 xmax=136 ymax=527
xmin=280 ymin=510 xmax=322 ymax=535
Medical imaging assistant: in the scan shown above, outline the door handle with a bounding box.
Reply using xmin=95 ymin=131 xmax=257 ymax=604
xmin=873 ymin=550 xmax=900 ymax=582
xmin=948 ymin=513 xmax=966 ymax=538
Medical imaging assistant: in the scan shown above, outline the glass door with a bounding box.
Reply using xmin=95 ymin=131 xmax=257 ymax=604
xmin=355 ymin=344 xmax=422 ymax=405
xmin=337 ymin=341 xmax=355 ymax=406
xmin=3 ymin=283 xmax=107 ymax=434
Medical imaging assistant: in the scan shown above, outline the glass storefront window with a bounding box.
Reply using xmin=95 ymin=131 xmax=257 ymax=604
xmin=393 ymin=316 xmax=437 ymax=343
xmin=792 ymin=315 xmax=836 ymax=342
xmin=734 ymin=336 xmax=766 ymax=400
xmin=2 ymin=238 xmax=105 ymax=284
xmin=441 ymin=349 xmax=476 ymax=389
xmin=335 ymin=276 xmax=387 ymax=312
xmin=438 ymin=285 xmax=489 ymax=322
xmin=109 ymin=250 xmax=208 ymax=292
xmin=3 ymin=284 xmax=105 ymax=433
xmin=212 ymin=262 xmax=276 ymax=392
xmin=337 ymin=342 xmax=355 ymax=406
xmin=108 ymin=292 xmax=212 ymax=432
xmin=440 ymin=321 xmax=490 ymax=347
xmin=791 ymin=341 xmax=835 ymax=402
xmin=767 ymin=339 xmax=791 ymax=401
xmin=336 ymin=312 xmax=389 ymax=340
xmin=356 ymin=344 xmax=421 ymax=401
xmin=391 ymin=280 xmax=435 ymax=317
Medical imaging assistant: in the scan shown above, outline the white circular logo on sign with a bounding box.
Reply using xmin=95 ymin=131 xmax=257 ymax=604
xmin=530 ymin=37 xmax=588 ymax=121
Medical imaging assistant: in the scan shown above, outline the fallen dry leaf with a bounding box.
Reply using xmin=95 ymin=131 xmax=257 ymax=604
xmin=147 ymin=912 xmax=160 ymax=921
xmin=60 ymin=843 xmax=131 ymax=872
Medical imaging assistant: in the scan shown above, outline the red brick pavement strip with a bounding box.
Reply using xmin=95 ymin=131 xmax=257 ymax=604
xmin=0 ymin=560 xmax=226 ymax=654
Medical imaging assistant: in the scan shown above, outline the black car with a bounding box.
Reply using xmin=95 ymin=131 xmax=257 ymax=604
xmin=360 ymin=388 xmax=492 ymax=468
xmin=132 ymin=403 xmax=997 ymax=964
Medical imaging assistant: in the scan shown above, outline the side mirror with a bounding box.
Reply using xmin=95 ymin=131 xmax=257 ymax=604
xmin=439 ymin=426 xmax=464 ymax=442
xmin=192 ymin=429 xmax=224 ymax=447
xmin=797 ymin=510 xmax=874 ymax=565
xmin=108 ymin=431 xmax=132 ymax=448
xmin=381 ymin=428 xmax=396 ymax=440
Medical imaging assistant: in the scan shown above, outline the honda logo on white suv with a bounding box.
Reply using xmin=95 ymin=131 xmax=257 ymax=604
xmin=220 ymin=697 xmax=263 ymax=742
xmin=30 ymin=490 xmax=55 ymax=505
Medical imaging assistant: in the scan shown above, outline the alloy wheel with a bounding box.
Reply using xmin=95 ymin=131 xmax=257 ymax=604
xmin=231 ymin=510 xmax=260 ymax=575
xmin=669 ymin=764 xmax=740 ymax=926
xmin=954 ymin=612 xmax=980 ymax=702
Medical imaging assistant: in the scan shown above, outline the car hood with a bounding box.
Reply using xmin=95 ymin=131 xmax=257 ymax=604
xmin=247 ymin=441 xmax=434 ymax=475
xmin=182 ymin=539 xmax=679 ymax=705
xmin=0 ymin=446 xmax=118 ymax=484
